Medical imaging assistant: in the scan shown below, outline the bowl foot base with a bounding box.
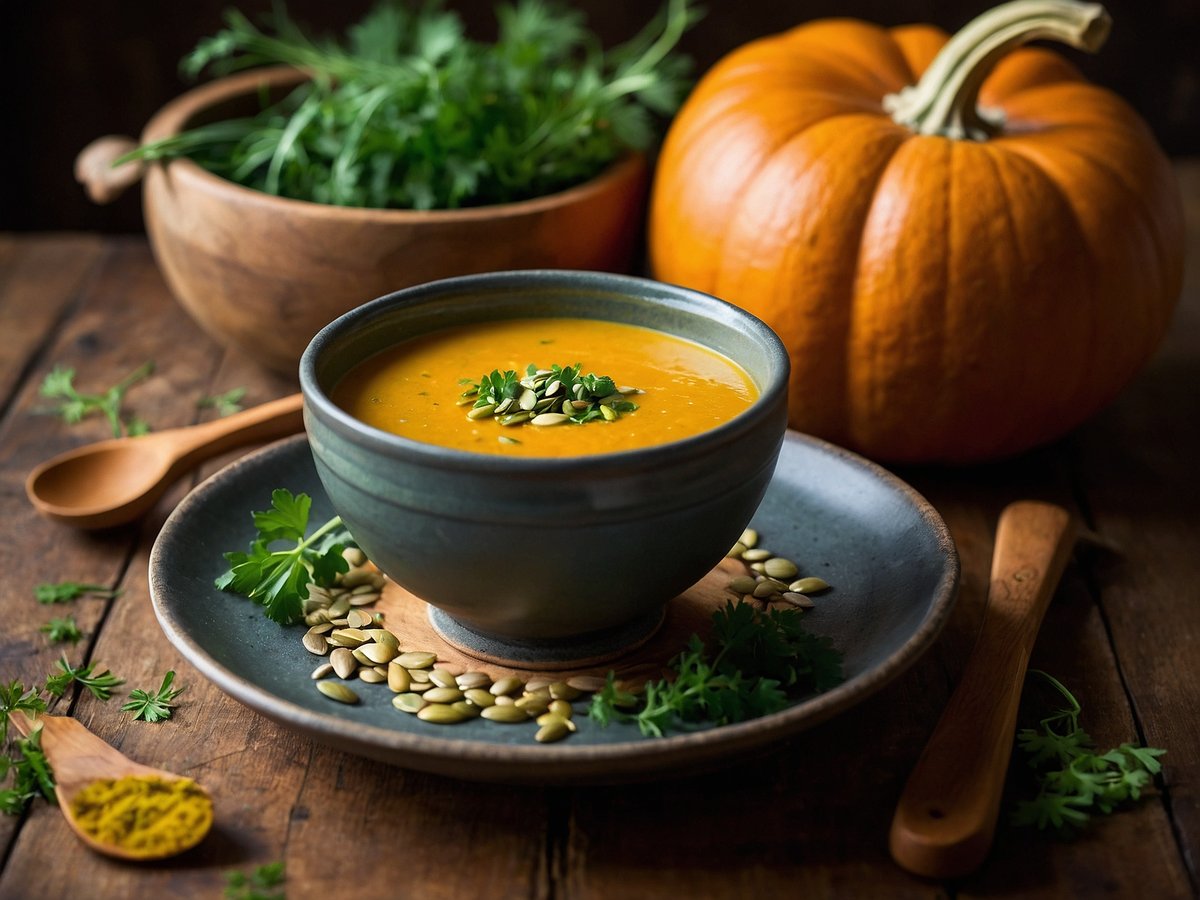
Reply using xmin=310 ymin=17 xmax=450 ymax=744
xmin=428 ymin=606 xmax=666 ymax=671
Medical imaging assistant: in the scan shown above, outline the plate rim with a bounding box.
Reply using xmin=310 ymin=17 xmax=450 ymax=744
xmin=149 ymin=431 xmax=958 ymax=782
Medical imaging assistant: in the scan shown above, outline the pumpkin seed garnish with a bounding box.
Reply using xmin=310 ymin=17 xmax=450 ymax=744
xmin=790 ymin=576 xmax=831 ymax=594
xmin=462 ymin=364 xmax=640 ymax=430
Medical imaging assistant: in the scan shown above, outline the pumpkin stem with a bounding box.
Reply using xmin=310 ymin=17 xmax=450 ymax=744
xmin=883 ymin=0 xmax=1111 ymax=141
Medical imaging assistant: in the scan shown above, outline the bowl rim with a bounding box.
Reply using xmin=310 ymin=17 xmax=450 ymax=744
xmin=140 ymin=65 xmax=647 ymax=223
xmin=299 ymin=269 xmax=790 ymax=474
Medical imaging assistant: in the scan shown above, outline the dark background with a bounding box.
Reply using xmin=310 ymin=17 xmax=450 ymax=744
xmin=4 ymin=0 xmax=1197 ymax=233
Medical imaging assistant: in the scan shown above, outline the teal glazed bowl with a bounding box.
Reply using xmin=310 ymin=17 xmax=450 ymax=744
xmin=299 ymin=270 xmax=789 ymax=658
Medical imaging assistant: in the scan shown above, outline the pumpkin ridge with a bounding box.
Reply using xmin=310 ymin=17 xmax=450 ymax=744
xmin=778 ymin=20 xmax=914 ymax=97
xmin=1000 ymin=135 xmax=1178 ymax=368
xmin=996 ymin=140 xmax=1149 ymax=443
xmin=718 ymin=115 xmax=908 ymax=446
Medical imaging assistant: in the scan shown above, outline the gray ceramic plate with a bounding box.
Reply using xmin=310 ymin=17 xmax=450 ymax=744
xmin=150 ymin=433 xmax=957 ymax=784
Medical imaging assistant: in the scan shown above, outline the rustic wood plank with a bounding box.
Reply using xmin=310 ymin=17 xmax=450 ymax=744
xmin=1064 ymin=159 xmax=1200 ymax=893
xmin=0 ymin=239 xmax=228 ymax=895
xmin=0 ymin=234 xmax=107 ymax=422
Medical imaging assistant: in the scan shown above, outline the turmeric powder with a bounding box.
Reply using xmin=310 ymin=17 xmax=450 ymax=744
xmin=70 ymin=774 xmax=212 ymax=857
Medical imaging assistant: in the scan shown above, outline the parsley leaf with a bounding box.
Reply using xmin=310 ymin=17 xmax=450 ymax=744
xmin=37 ymin=361 xmax=154 ymax=438
xmin=216 ymin=489 xmax=353 ymax=624
xmin=34 ymin=581 xmax=121 ymax=604
xmin=198 ymin=387 xmax=247 ymax=416
xmin=122 ymin=670 xmax=185 ymax=723
xmin=1010 ymin=670 xmax=1167 ymax=834
xmin=589 ymin=601 xmax=843 ymax=737
xmin=39 ymin=616 xmax=83 ymax=645
xmin=0 ymin=730 xmax=55 ymax=816
xmin=0 ymin=681 xmax=47 ymax=746
xmin=225 ymin=861 xmax=286 ymax=900
xmin=44 ymin=655 xmax=124 ymax=701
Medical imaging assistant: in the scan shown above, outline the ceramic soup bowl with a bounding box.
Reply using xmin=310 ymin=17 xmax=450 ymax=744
xmin=299 ymin=271 xmax=789 ymax=658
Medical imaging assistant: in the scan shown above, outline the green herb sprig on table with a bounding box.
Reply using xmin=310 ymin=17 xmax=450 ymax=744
xmin=0 ymin=681 xmax=55 ymax=815
xmin=35 ymin=581 xmax=122 ymax=604
xmin=44 ymin=655 xmax=124 ymax=701
xmin=39 ymin=616 xmax=83 ymax=645
xmin=1011 ymin=670 xmax=1166 ymax=833
xmin=216 ymin=489 xmax=354 ymax=625
xmin=225 ymin=861 xmax=286 ymax=900
xmin=461 ymin=363 xmax=640 ymax=429
xmin=122 ymin=670 xmax=185 ymax=723
xmin=198 ymin=387 xmax=247 ymax=416
xmin=589 ymin=601 xmax=844 ymax=737
xmin=120 ymin=0 xmax=697 ymax=210
xmin=37 ymin=361 xmax=154 ymax=438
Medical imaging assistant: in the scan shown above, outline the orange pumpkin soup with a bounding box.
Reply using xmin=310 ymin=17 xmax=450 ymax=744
xmin=332 ymin=317 xmax=757 ymax=456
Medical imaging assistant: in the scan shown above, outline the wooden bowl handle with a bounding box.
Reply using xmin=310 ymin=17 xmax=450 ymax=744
xmin=889 ymin=500 xmax=1075 ymax=879
xmin=75 ymin=135 xmax=143 ymax=204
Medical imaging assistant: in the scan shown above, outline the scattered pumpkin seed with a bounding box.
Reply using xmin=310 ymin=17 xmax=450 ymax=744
xmin=345 ymin=601 xmax=373 ymax=619
xmin=429 ymin=668 xmax=458 ymax=688
xmin=311 ymin=663 xmax=334 ymax=680
xmin=549 ymin=682 xmax=582 ymax=701
xmin=493 ymin=695 xmax=516 ymax=706
xmin=728 ymin=575 xmax=758 ymax=594
xmin=358 ymin=668 xmax=387 ymax=684
xmin=548 ymin=699 xmax=573 ymax=719
xmin=752 ymin=582 xmax=779 ymax=599
xmin=531 ymin=412 xmax=569 ymax=426
xmin=409 ymin=668 xmax=432 ymax=683
xmin=790 ymin=576 xmax=831 ymax=594
xmin=481 ymin=705 xmax=528 ymax=723
xmin=491 ymin=677 xmax=524 ymax=696
xmin=535 ymin=719 xmax=570 ymax=743
xmin=408 ymin=681 xmax=433 ymax=693
xmin=780 ymin=592 xmax=815 ymax=609
xmin=342 ymin=547 xmax=366 ymax=567
xmin=451 ymin=701 xmax=481 ymax=718
xmin=316 ymin=681 xmax=360 ymax=704
xmin=359 ymin=643 xmax=397 ymax=665
xmin=739 ymin=528 xmax=758 ymax=549
xmin=330 ymin=648 xmax=357 ymax=679
xmin=387 ymin=664 xmax=412 ymax=693
xmin=423 ymin=687 xmax=465 ymax=704
xmin=396 ymin=651 xmax=438 ymax=669
xmin=392 ymin=693 xmax=427 ymax=714
xmin=764 ymin=557 xmax=799 ymax=580
xmin=456 ymin=672 xmax=491 ymax=690
xmin=741 ymin=548 xmax=772 ymax=562
xmin=565 ymin=675 xmax=607 ymax=692
xmin=727 ymin=541 xmax=748 ymax=559
xmin=464 ymin=688 xmax=495 ymax=708
xmin=302 ymin=632 xmax=329 ymax=655
xmin=417 ymin=704 xmax=469 ymax=724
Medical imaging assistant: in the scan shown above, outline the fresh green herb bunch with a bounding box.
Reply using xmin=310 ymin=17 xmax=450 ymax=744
xmin=589 ymin=601 xmax=844 ymax=737
xmin=123 ymin=0 xmax=697 ymax=210
xmin=216 ymin=489 xmax=354 ymax=624
xmin=1011 ymin=670 xmax=1166 ymax=833
xmin=38 ymin=362 xmax=154 ymax=438
xmin=461 ymin=363 xmax=641 ymax=427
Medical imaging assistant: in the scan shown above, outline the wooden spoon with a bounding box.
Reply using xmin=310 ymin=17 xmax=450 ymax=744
xmin=889 ymin=500 xmax=1075 ymax=879
xmin=9 ymin=711 xmax=212 ymax=860
xmin=26 ymin=392 xmax=304 ymax=529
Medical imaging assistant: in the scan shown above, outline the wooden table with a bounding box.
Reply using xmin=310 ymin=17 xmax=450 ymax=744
xmin=0 ymin=163 xmax=1196 ymax=900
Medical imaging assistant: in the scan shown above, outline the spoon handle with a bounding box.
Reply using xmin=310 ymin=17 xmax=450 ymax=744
xmin=171 ymin=392 xmax=304 ymax=467
xmin=889 ymin=500 xmax=1075 ymax=879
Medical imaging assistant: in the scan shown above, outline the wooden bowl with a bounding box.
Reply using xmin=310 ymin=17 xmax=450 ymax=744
xmin=92 ymin=67 xmax=648 ymax=373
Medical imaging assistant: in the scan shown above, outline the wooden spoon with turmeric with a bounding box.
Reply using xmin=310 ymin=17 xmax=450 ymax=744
xmin=10 ymin=711 xmax=212 ymax=860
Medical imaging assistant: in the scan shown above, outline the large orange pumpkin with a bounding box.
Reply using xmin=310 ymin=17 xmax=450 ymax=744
xmin=650 ymin=0 xmax=1184 ymax=463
